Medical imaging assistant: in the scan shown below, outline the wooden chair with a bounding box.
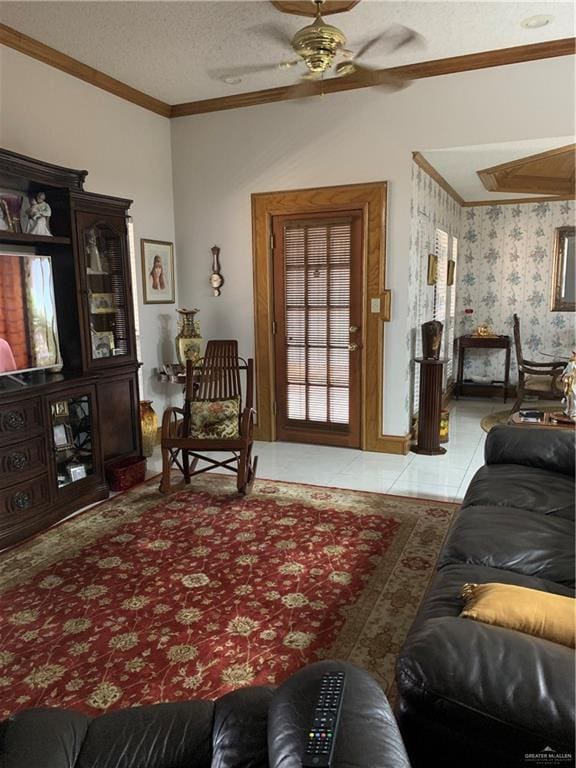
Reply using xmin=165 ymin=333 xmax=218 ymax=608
xmin=159 ymin=340 xmax=257 ymax=495
xmin=511 ymin=314 xmax=565 ymax=412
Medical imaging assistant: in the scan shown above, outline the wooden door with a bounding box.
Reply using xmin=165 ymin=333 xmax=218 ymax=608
xmin=272 ymin=210 xmax=363 ymax=447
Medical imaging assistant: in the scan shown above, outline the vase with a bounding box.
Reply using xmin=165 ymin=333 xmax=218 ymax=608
xmin=175 ymin=308 xmax=203 ymax=367
xmin=139 ymin=400 xmax=158 ymax=458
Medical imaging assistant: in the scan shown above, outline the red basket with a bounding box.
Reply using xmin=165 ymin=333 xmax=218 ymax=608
xmin=106 ymin=456 xmax=146 ymax=492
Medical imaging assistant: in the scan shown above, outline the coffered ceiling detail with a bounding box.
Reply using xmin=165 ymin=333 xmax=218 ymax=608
xmin=477 ymin=144 xmax=576 ymax=196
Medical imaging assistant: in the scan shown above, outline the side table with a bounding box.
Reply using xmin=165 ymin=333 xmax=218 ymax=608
xmin=412 ymin=358 xmax=447 ymax=455
xmin=455 ymin=335 xmax=511 ymax=402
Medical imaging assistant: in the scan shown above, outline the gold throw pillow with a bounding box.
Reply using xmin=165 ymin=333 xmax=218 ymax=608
xmin=460 ymin=582 xmax=575 ymax=648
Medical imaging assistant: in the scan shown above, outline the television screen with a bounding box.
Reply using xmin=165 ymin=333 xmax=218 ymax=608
xmin=0 ymin=252 xmax=62 ymax=376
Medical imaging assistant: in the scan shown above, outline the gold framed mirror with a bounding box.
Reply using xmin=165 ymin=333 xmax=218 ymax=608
xmin=551 ymin=225 xmax=575 ymax=311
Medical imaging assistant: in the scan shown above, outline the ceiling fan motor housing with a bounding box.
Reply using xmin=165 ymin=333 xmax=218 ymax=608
xmin=292 ymin=17 xmax=347 ymax=73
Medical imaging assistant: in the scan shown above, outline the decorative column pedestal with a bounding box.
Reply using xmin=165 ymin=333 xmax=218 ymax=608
xmin=413 ymin=358 xmax=447 ymax=455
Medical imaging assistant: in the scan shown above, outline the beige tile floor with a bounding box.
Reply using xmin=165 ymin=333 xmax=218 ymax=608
xmin=145 ymin=398 xmax=512 ymax=503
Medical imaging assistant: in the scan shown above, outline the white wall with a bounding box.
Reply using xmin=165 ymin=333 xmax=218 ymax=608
xmin=170 ymin=56 xmax=575 ymax=437
xmin=0 ymin=48 xmax=177 ymax=413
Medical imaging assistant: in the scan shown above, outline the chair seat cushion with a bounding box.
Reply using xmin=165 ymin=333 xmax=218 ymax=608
xmin=190 ymin=397 xmax=240 ymax=439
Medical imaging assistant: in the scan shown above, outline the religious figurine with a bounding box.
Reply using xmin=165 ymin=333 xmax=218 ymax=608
xmin=85 ymin=228 xmax=104 ymax=273
xmin=421 ymin=320 xmax=443 ymax=360
xmin=25 ymin=191 xmax=52 ymax=236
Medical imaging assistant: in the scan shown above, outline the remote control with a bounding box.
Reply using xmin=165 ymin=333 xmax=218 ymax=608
xmin=301 ymin=671 xmax=345 ymax=768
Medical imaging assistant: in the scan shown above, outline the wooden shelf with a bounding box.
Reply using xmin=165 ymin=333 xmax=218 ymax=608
xmin=0 ymin=231 xmax=71 ymax=246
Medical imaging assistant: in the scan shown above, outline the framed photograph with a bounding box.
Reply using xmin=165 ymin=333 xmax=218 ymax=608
xmin=141 ymin=239 xmax=175 ymax=304
xmin=92 ymin=330 xmax=115 ymax=359
xmin=427 ymin=253 xmax=438 ymax=286
xmin=53 ymin=423 xmax=74 ymax=450
xmin=90 ymin=292 xmax=115 ymax=314
xmin=447 ymin=259 xmax=456 ymax=286
xmin=68 ymin=463 xmax=87 ymax=482
xmin=51 ymin=400 xmax=69 ymax=419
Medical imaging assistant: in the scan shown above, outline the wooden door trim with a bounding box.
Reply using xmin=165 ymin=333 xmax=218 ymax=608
xmin=252 ymin=182 xmax=387 ymax=450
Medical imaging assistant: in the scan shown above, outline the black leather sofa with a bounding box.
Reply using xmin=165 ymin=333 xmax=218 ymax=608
xmin=0 ymin=660 xmax=410 ymax=768
xmin=395 ymin=425 xmax=575 ymax=768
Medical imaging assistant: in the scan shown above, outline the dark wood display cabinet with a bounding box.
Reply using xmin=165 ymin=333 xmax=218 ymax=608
xmin=0 ymin=148 xmax=142 ymax=549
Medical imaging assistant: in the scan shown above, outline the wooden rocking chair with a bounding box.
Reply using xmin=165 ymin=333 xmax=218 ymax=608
xmin=511 ymin=313 xmax=565 ymax=413
xmin=159 ymin=340 xmax=257 ymax=495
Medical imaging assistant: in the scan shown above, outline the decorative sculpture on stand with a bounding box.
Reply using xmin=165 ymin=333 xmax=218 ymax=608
xmin=210 ymin=245 xmax=224 ymax=296
xmin=421 ymin=320 xmax=443 ymax=359
xmin=175 ymin=308 xmax=203 ymax=366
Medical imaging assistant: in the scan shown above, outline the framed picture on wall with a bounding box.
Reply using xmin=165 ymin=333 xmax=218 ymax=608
xmin=427 ymin=253 xmax=438 ymax=285
xmin=141 ymin=239 xmax=175 ymax=304
xmin=447 ymin=259 xmax=456 ymax=286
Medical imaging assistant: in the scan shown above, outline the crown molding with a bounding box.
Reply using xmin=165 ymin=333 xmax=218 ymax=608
xmin=171 ymin=37 xmax=575 ymax=117
xmin=412 ymin=152 xmax=465 ymax=206
xmin=0 ymin=21 xmax=573 ymax=119
xmin=461 ymin=195 xmax=575 ymax=207
xmin=0 ymin=23 xmax=171 ymax=117
xmin=415 ymin=151 xmax=575 ymax=207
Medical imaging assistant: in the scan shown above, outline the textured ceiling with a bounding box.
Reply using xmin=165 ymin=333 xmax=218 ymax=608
xmin=421 ymin=138 xmax=575 ymax=201
xmin=0 ymin=1 xmax=574 ymax=103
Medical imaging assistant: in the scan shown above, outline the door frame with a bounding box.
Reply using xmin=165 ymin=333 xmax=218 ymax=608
xmin=251 ymin=182 xmax=393 ymax=452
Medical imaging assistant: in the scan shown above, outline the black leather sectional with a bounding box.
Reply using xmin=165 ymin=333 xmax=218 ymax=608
xmin=395 ymin=424 xmax=576 ymax=768
xmin=0 ymin=659 xmax=410 ymax=768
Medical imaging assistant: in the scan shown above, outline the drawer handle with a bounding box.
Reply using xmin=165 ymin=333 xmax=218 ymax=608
xmin=7 ymin=452 xmax=28 ymax=472
xmin=3 ymin=411 xmax=25 ymax=431
xmin=13 ymin=491 xmax=32 ymax=510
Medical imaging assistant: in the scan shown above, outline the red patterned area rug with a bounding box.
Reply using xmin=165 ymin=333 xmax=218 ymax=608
xmin=0 ymin=476 xmax=457 ymax=717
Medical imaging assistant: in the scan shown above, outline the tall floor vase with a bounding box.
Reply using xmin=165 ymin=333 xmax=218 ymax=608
xmin=139 ymin=400 xmax=158 ymax=458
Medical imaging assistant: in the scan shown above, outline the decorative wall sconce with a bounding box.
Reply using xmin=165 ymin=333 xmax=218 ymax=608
xmin=210 ymin=245 xmax=224 ymax=296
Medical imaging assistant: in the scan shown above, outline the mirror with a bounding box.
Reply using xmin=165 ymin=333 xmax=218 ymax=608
xmin=551 ymin=226 xmax=575 ymax=311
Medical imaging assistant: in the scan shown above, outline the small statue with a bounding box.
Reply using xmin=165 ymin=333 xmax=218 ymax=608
xmin=85 ymin=229 xmax=104 ymax=273
xmin=421 ymin=320 xmax=443 ymax=360
xmin=25 ymin=191 xmax=52 ymax=236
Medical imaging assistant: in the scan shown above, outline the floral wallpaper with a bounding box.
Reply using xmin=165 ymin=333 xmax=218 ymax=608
xmin=406 ymin=162 xmax=462 ymax=418
xmin=456 ymin=200 xmax=576 ymax=383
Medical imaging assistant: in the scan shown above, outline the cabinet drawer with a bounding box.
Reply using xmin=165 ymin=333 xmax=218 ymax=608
xmin=0 ymin=437 xmax=48 ymax=489
xmin=0 ymin=400 xmax=44 ymax=445
xmin=0 ymin=474 xmax=50 ymax=517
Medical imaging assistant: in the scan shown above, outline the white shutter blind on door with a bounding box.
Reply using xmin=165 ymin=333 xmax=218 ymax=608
xmin=284 ymin=220 xmax=352 ymax=426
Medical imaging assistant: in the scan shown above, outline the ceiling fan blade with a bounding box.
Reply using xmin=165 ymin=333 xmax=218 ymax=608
xmin=355 ymin=25 xmax=422 ymax=62
xmin=207 ymin=61 xmax=300 ymax=80
xmin=333 ymin=60 xmax=408 ymax=90
xmin=247 ymin=23 xmax=294 ymax=49
xmin=352 ymin=64 xmax=409 ymax=91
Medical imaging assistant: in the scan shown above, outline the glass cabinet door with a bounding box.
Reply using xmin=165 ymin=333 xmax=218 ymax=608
xmin=50 ymin=394 xmax=95 ymax=490
xmin=80 ymin=218 xmax=133 ymax=365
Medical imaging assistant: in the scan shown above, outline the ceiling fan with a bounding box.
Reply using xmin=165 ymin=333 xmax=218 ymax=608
xmin=210 ymin=0 xmax=422 ymax=90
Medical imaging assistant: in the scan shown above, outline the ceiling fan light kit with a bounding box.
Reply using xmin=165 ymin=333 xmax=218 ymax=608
xmin=292 ymin=12 xmax=347 ymax=74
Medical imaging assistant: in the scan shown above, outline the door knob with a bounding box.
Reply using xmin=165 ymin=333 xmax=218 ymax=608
xmin=349 ymin=325 xmax=359 ymax=333
xmin=348 ymin=342 xmax=359 ymax=352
